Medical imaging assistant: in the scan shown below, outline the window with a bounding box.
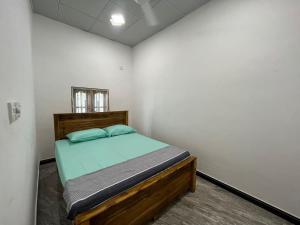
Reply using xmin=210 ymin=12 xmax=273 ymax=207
xmin=71 ymin=87 xmax=109 ymax=113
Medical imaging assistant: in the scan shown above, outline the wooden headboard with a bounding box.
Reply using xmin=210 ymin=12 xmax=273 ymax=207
xmin=53 ymin=111 xmax=128 ymax=140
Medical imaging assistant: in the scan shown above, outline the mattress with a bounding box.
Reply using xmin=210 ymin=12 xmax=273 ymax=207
xmin=55 ymin=133 xmax=169 ymax=186
xmin=55 ymin=133 xmax=190 ymax=220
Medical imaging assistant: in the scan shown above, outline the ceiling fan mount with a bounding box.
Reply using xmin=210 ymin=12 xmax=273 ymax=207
xmin=134 ymin=0 xmax=158 ymax=26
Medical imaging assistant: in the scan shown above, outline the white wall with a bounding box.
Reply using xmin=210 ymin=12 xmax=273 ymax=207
xmin=0 ymin=1 xmax=38 ymax=225
xmin=33 ymin=15 xmax=133 ymax=160
xmin=132 ymin=0 xmax=300 ymax=217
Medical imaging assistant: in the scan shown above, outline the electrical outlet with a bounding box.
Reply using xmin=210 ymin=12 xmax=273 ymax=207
xmin=7 ymin=102 xmax=21 ymax=123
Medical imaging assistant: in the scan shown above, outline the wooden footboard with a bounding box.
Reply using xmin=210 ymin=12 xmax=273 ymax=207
xmin=74 ymin=156 xmax=197 ymax=225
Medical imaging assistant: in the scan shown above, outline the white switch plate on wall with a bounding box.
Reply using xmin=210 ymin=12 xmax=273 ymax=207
xmin=7 ymin=102 xmax=21 ymax=123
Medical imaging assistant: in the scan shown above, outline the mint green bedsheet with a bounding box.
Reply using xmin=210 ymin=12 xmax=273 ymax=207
xmin=55 ymin=133 xmax=169 ymax=186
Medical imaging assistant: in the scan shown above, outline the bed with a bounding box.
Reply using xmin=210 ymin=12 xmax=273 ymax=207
xmin=54 ymin=111 xmax=197 ymax=225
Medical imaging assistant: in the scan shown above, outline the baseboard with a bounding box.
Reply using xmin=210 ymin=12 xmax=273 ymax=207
xmin=196 ymin=171 xmax=299 ymax=224
xmin=40 ymin=157 xmax=56 ymax=165
xmin=33 ymin=156 xmax=40 ymax=225
xmin=34 ymin=160 xmax=39 ymax=225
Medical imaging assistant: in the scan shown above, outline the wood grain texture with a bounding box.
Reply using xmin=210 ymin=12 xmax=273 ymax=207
xmin=74 ymin=156 xmax=197 ymax=225
xmin=53 ymin=111 xmax=128 ymax=140
xmin=191 ymin=159 xmax=197 ymax=192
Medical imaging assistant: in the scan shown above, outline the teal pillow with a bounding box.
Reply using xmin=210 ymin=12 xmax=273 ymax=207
xmin=104 ymin=124 xmax=136 ymax=137
xmin=66 ymin=128 xmax=107 ymax=143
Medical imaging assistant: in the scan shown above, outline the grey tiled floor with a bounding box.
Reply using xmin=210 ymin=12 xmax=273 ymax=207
xmin=37 ymin=163 xmax=293 ymax=225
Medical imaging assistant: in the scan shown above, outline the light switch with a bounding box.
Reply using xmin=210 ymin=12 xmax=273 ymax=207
xmin=7 ymin=102 xmax=21 ymax=123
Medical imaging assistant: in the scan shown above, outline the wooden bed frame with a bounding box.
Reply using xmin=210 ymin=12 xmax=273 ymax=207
xmin=53 ymin=111 xmax=197 ymax=225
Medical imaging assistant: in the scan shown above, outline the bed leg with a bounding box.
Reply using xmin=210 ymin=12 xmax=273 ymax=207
xmin=190 ymin=158 xmax=197 ymax=193
xmin=152 ymin=214 xmax=160 ymax=221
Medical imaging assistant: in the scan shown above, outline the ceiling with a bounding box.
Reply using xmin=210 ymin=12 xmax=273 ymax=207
xmin=32 ymin=0 xmax=209 ymax=46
